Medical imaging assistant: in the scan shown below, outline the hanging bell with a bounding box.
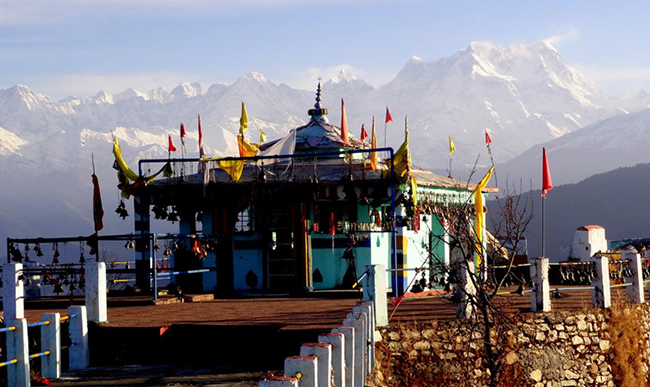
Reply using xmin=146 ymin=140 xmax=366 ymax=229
xmin=52 ymin=250 xmax=60 ymax=265
xmin=167 ymin=210 xmax=179 ymax=223
xmin=35 ymin=243 xmax=44 ymax=257
xmin=163 ymin=246 xmax=172 ymax=257
xmin=153 ymin=244 xmax=160 ymax=252
xmin=79 ymin=253 xmax=85 ymax=264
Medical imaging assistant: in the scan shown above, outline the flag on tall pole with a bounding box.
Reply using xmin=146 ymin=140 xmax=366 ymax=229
xmin=485 ymin=128 xmax=494 ymax=167
xmin=168 ymin=134 xmax=177 ymax=155
xmin=542 ymin=147 xmax=553 ymax=197
xmin=197 ymin=114 xmax=206 ymax=174
xmin=198 ymin=114 xmax=204 ymax=159
xmin=180 ymin=122 xmax=187 ymax=153
xmin=384 ymin=106 xmax=392 ymax=147
xmin=448 ymin=135 xmax=456 ymax=178
xmin=91 ymin=154 xmax=104 ymax=232
xmin=541 ymin=147 xmax=553 ymax=257
xmin=239 ymin=102 xmax=248 ymax=136
xmin=370 ymin=116 xmax=377 ymax=170
xmin=340 ymin=99 xmax=349 ymax=143
xmin=360 ymin=124 xmax=368 ymax=143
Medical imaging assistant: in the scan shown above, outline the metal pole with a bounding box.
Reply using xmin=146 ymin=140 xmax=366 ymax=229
xmin=542 ymin=197 xmax=546 ymax=257
xmin=152 ymin=233 xmax=158 ymax=301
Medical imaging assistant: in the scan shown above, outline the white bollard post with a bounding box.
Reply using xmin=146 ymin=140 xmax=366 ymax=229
xmin=284 ymin=356 xmax=317 ymax=387
xmin=3 ymin=263 xmax=24 ymax=321
xmin=622 ymin=249 xmax=645 ymax=303
xmin=85 ymin=261 xmax=107 ymax=323
xmin=300 ymin=343 xmax=332 ymax=387
xmin=353 ymin=303 xmax=374 ymax=372
xmin=319 ymin=333 xmax=345 ymax=387
xmin=531 ymin=258 xmax=551 ymax=312
xmin=259 ymin=376 xmax=299 ymax=387
xmin=68 ymin=305 xmax=89 ymax=369
xmin=41 ymin=312 xmax=61 ymax=379
xmin=590 ymin=254 xmax=611 ymax=308
xmin=6 ymin=318 xmax=30 ymax=387
xmin=362 ymin=264 xmax=388 ymax=327
xmin=332 ymin=326 xmax=354 ymax=387
xmin=457 ymin=259 xmax=476 ymax=319
xmin=344 ymin=313 xmax=367 ymax=387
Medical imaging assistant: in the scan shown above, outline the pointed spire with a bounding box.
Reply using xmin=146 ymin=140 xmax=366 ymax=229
xmin=308 ymin=79 xmax=328 ymax=122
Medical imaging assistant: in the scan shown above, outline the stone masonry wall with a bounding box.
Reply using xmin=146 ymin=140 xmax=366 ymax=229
xmin=373 ymin=304 xmax=650 ymax=387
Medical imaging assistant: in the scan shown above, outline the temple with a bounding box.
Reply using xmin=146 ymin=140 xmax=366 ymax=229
xmin=119 ymin=84 xmax=497 ymax=296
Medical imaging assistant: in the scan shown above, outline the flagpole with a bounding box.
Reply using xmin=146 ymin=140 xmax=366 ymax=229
xmin=542 ymin=196 xmax=546 ymax=257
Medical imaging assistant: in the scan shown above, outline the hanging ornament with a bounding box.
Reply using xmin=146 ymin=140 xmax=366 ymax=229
xmin=52 ymin=243 xmax=60 ymax=265
xmin=35 ymin=243 xmax=44 ymax=257
xmin=115 ymin=200 xmax=129 ymax=219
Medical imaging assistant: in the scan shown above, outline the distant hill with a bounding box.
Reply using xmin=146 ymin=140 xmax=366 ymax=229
xmin=488 ymin=163 xmax=650 ymax=260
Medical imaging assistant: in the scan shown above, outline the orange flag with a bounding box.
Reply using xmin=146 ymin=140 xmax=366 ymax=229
xmin=340 ymin=98 xmax=349 ymax=143
xmin=370 ymin=116 xmax=377 ymax=170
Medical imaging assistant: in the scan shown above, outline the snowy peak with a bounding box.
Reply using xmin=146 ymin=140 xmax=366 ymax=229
xmin=330 ymin=69 xmax=357 ymax=84
xmin=114 ymin=88 xmax=148 ymax=103
xmin=170 ymin=82 xmax=203 ymax=99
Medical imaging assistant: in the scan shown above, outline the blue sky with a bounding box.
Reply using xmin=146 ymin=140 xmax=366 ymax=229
xmin=2 ymin=0 xmax=650 ymax=100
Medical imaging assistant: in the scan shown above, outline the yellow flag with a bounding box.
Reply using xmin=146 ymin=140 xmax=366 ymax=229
xmin=370 ymin=116 xmax=377 ymax=170
xmin=238 ymin=135 xmax=259 ymax=158
xmin=473 ymin=166 xmax=494 ymax=267
xmin=449 ymin=136 xmax=456 ymax=156
xmin=217 ymin=159 xmax=245 ymax=182
xmin=239 ymin=102 xmax=248 ymax=136
xmin=112 ymin=137 xmax=139 ymax=181
xmin=393 ymin=117 xmax=411 ymax=178
xmin=259 ymin=129 xmax=266 ymax=145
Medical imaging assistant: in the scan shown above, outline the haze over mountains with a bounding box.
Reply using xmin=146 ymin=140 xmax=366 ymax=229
xmin=2 ymin=39 xmax=650 ymax=258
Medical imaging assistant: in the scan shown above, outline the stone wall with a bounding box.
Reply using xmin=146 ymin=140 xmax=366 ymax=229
xmin=373 ymin=304 xmax=650 ymax=387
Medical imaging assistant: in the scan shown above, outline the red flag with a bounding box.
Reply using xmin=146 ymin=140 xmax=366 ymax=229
xmin=340 ymin=99 xmax=349 ymax=143
xmin=360 ymin=124 xmax=368 ymax=142
xmin=92 ymin=173 xmax=104 ymax=232
xmin=180 ymin=122 xmax=187 ymax=152
xmin=168 ymin=134 xmax=178 ymax=152
xmin=385 ymin=107 xmax=393 ymax=123
xmin=485 ymin=129 xmax=492 ymax=145
xmin=198 ymin=114 xmax=204 ymax=158
xmin=542 ymin=147 xmax=553 ymax=197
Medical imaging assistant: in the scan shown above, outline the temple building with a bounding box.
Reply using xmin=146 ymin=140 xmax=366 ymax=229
xmin=116 ymin=85 xmax=497 ymax=296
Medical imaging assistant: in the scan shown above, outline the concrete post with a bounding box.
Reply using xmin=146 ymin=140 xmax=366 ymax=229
xmin=85 ymin=261 xmax=107 ymax=323
xmin=622 ymin=249 xmax=645 ymax=303
xmin=457 ymin=260 xmax=476 ymax=319
xmin=344 ymin=313 xmax=367 ymax=387
xmin=319 ymin=333 xmax=345 ymax=387
xmin=3 ymin=263 xmax=24 ymax=321
xmin=68 ymin=305 xmax=89 ymax=369
xmin=259 ymin=376 xmax=299 ymax=387
xmin=531 ymin=258 xmax=551 ymax=312
xmin=332 ymin=326 xmax=354 ymax=387
xmin=353 ymin=303 xmax=374 ymax=371
xmin=41 ymin=312 xmax=61 ymax=379
xmin=284 ymin=356 xmax=317 ymax=387
xmin=300 ymin=343 xmax=331 ymax=387
xmin=362 ymin=265 xmax=388 ymax=327
xmin=6 ymin=318 xmax=30 ymax=387
xmin=590 ymin=254 xmax=611 ymax=308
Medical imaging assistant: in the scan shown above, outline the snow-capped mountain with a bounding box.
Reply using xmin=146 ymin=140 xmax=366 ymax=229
xmin=496 ymin=106 xmax=650 ymax=188
xmin=1 ymin=39 xmax=650 ymax=255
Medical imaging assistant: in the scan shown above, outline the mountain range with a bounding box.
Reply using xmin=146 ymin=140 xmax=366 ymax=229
xmin=2 ymin=39 xmax=650 ymax=259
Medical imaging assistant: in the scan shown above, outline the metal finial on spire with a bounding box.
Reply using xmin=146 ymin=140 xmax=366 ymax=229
xmin=314 ymin=78 xmax=323 ymax=109
xmin=308 ymin=78 xmax=328 ymax=120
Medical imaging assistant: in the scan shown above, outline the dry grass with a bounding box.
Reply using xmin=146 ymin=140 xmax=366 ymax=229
xmin=606 ymin=304 xmax=647 ymax=387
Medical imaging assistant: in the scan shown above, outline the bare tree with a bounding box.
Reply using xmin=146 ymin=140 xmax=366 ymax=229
xmin=426 ymin=180 xmax=535 ymax=386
